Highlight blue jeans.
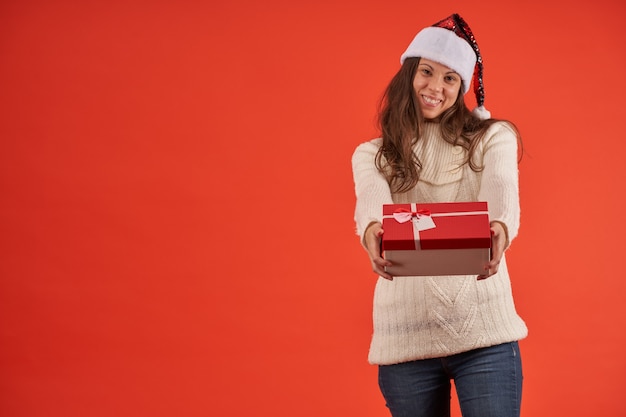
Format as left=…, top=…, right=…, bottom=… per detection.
left=378, top=342, right=523, bottom=417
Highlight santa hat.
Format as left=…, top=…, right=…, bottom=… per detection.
left=400, top=14, right=490, bottom=119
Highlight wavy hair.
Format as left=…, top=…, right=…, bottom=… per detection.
left=375, top=57, right=521, bottom=193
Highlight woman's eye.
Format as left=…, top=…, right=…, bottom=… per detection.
left=445, top=75, right=458, bottom=83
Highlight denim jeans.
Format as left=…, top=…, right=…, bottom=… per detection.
left=378, top=342, right=522, bottom=417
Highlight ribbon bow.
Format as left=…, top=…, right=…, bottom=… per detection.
left=392, top=208, right=432, bottom=224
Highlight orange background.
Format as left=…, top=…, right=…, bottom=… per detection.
left=1, top=0, right=625, bottom=416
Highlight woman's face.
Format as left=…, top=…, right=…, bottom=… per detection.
left=413, top=58, right=462, bottom=120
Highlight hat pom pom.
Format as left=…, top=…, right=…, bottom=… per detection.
left=472, top=105, right=491, bottom=120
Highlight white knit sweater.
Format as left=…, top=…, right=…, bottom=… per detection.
left=352, top=121, right=528, bottom=365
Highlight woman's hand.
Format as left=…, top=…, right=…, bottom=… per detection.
left=477, top=221, right=508, bottom=280
left=363, top=222, right=394, bottom=281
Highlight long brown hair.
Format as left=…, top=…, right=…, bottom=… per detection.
left=375, top=57, right=521, bottom=193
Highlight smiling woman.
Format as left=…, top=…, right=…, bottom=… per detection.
left=351, top=13, right=527, bottom=417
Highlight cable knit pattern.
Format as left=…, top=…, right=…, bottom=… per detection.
left=352, top=121, right=527, bottom=365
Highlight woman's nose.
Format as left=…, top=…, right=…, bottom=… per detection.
left=428, top=76, right=444, bottom=91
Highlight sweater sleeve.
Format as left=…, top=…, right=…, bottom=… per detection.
left=351, top=139, right=394, bottom=239
left=477, top=122, right=521, bottom=244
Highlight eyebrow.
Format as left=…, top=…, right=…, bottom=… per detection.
left=418, top=63, right=458, bottom=75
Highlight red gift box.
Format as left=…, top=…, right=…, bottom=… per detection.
left=381, top=202, right=492, bottom=276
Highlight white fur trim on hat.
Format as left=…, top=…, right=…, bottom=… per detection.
left=400, top=27, right=476, bottom=94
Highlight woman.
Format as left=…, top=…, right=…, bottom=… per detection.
left=351, top=14, right=528, bottom=417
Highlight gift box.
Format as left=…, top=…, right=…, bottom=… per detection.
left=382, top=202, right=492, bottom=276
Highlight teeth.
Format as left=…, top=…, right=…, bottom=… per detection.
left=422, top=96, right=441, bottom=105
